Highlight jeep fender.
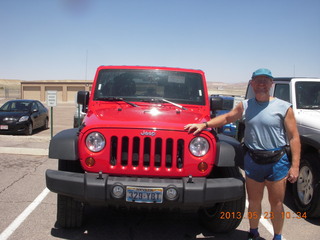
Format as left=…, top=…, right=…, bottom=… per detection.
left=214, top=134, right=244, bottom=168
left=49, top=128, right=79, bottom=160
left=300, top=134, right=320, bottom=150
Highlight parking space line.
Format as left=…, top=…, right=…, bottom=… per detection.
left=245, top=200, right=286, bottom=240
left=0, top=188, right=50, bottom=240
left=0, top=147, right=48, bottom=156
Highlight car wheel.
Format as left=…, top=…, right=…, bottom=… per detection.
left=199, top=167, right=245, bottom=233
left=57, top=160, right=84, bottom=228
left=25, top=123, right=33, bottom=135
left=292, top=153, right=320, bottom=218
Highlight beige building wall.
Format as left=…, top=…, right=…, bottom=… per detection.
left=21, top=81, right=92, bottom=103
left=67, top=86, right=86, bottom=102
left=22, top=86, right=41, bottom=100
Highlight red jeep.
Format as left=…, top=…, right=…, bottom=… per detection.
left=46, top=66, right=245, bottom=232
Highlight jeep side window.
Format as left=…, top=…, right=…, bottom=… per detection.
left=274, top=84, right=290, bottom=102
left=296, top=81, right=320, bottom=109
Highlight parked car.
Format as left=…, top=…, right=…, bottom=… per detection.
left=209, top=95, right=237, bottom=138
left=0, top=99, right=49, bottom=135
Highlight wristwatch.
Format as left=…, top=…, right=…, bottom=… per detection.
left=204, top=122, right=208, bottom=128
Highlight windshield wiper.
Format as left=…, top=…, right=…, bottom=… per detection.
left=142, top=98, right=187, bottom=110
left=96, top=97, right=139, bottom=107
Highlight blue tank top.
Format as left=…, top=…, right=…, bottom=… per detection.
left=242, top=98, right=292, bottom=150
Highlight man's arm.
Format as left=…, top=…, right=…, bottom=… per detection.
left=284, top=107, right=301, bottom=183
left=184, top=102, right=244, bottom=135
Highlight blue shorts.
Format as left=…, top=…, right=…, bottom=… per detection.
left=244, top=152, right=290, bottom=182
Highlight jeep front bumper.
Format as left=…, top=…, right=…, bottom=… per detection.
left=46, top=169, right=244, bottom=209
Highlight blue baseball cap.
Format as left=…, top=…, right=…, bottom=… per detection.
left=252, top=68, right=273, bottom=79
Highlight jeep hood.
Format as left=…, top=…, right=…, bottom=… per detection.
left=84, top=105, right=208, bottom=130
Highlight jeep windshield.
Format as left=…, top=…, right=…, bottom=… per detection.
left=93, top=69, right=205, bottom=105
left=296, top=81, right=320, bottom=109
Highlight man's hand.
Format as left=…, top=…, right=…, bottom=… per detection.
left=184, top=123, right=206, bottom=135
left=287, top=166, right=299, bottom=183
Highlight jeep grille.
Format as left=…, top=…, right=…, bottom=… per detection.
left=80, top=128, right=215, bottom=177
left=109, top=135, right=184, bottom=169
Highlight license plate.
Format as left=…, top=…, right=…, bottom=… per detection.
left=224, top=128, right=231, bottom=132
left=0, top=125, right=8, bottom=130
left=126, top=186, right=163, bottom=203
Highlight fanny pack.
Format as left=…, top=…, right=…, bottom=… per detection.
left=248, top=148, right=286, bottom=165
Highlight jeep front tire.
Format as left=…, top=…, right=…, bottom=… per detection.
left=56, top=160, right=84, bottom=228
left=199, top=167, right=245, bottom=233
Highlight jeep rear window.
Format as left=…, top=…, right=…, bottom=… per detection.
left=93, top=69, right=205, bottom=105
left=274, top=84, right=290, bottom=102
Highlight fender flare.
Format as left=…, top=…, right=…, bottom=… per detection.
left=49, top=128, right=79, bottom=160
left=214, top=134, right=244, bottom=169
left=300, top=134, right=320, bottom=150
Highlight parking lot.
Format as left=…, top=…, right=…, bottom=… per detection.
left=0, top=102, right=319, bottom=240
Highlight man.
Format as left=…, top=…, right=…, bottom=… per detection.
left=184, top=68, right=300, bottom=240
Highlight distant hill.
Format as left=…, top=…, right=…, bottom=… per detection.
left=207, top=81, right=247, bottom=97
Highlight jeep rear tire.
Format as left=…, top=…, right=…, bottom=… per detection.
left=292, top=153, right=320, bottom=218
left=57, top=160, right=84, bottom=228
left=199, top=167, right=245, bottom=233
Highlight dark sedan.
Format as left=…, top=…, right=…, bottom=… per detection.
left=0, top=99, right=49, bottom=135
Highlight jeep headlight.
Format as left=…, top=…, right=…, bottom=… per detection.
left=86, top=132, right=105, bottom=152
left=189, top=137, right=209, bottom=157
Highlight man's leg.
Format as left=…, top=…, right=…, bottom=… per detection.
left=265, top=177, right=287, bottom=235
left=246, top=176, right=265, bottom=229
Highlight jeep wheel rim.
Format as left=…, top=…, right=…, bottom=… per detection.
left=297, top=166, right=313, bottom=205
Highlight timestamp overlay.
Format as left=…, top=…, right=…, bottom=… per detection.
left=220, top=200, right=310, bottom=240
left=220, top=209, right=307, bottom=221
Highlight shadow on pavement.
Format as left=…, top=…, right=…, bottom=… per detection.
left=51, top=206, right=253, bottom=240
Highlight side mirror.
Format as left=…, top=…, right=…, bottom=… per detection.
left=77, top=91, right=89, bottom=113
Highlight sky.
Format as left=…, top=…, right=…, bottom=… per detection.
left=0, top=0, right=319, bottom=83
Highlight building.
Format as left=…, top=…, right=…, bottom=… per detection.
left=21, top=80, right=92, bottom=103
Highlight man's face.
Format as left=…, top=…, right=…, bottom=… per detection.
left=250, top=76, right=273, bottom=95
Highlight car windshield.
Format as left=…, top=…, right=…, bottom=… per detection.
left=296, top=82, right=320, bottom=109
left=93, top=69, right=205, bottom=105
left=0, top=101, right=31, bottom=112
